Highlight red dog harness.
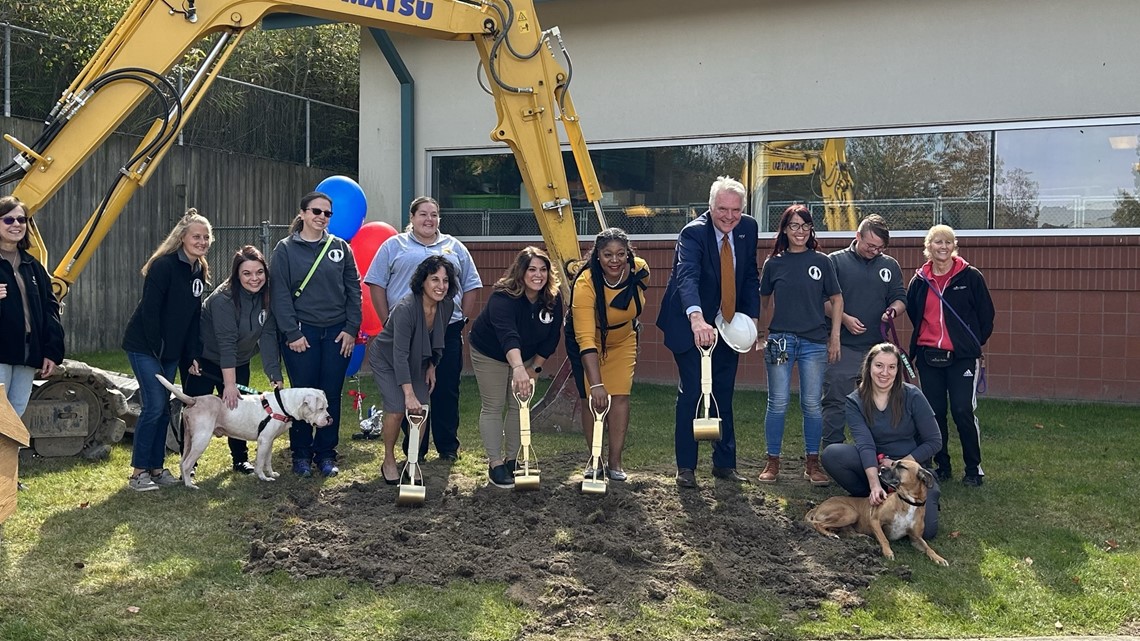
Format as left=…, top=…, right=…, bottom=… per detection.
left=258, top=388, right=297, bottom=434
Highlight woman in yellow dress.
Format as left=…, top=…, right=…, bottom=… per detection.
left=566, top=228, right=649, bottom=481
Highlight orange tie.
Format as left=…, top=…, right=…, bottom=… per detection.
left=720, top=235, right=736, bottom=323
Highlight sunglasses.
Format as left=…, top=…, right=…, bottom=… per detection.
left=1, top=215, right=28, bottom=225
left=306, top=207, right=334, bottom=218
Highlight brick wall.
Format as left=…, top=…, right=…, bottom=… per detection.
left=465, top=233, right=1140, bottom=403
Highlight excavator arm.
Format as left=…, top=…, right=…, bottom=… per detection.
left=3, top=0, right=602, bottom=299
left=750, top=138, right=857, bottom=231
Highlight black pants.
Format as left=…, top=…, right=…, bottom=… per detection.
left=916, top=348, right=983, bottom=478
left=403, top=319, right=464, bottom=458
left=181, top=359, right=251, bottom=464
left=820, top=443, right=940, bottom=539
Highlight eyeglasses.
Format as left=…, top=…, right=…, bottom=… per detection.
left=862, top=241, right=885, bottom=254
left=306, top=207, right=334, bottom=218
left=1, top=215, right=28, bottom=225
left=785, top=222, right=812, bottom=232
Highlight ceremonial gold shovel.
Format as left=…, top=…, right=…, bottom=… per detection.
left=396, top=406, right=428, bottom=506
left=581, top=394, right=610, bottom=495
left=692, top=338, right=722, bottom=441
left=513, top=380, right=541, bottom=491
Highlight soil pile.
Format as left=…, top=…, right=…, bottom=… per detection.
left=245, top=453, right=886, bottom=634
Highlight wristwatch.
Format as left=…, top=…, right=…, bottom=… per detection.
left=533, top=366, right=543, bottom=374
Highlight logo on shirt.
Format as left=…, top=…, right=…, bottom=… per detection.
left=192, top=278, right=204, bottom=298
left=538, top=310, right=555, bottom=325
left=328, top=249, right=345, bottom=263
left=963, top=369, right=974, bottom=378
left=879, top=268, right=892, bottom=283
left=807, top=265, right=822, bottom=281
left=258, top=309, right=268, bottom=327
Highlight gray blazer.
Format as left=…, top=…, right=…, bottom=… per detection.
left=368, top=292, right=454, bottom=404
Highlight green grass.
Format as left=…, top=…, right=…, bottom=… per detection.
left=1, top=350, right=1137, bottom=640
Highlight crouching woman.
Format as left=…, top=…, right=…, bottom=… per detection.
left=820, top=342, right=943, bottom=539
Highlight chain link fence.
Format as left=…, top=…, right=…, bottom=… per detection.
left=206, top=222, right=292, bottom=278
left=2, top=23, right=358, bottom=174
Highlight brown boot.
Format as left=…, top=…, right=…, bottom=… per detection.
left=804, top=454, right=830, bottom=486
left=758, top=455, right=780, bottom=483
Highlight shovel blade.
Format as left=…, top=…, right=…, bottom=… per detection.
left=693, top=417, right=722, bottom=441
left=514, top=474, right=541, bottom=491
left=581, top=478, right=608, bottom=495
left=396, top=484, right=426, bottom=506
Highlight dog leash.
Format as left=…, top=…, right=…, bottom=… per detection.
left=914, top=270, right=988, bottom=394
left=879, top=310, right=916, bottom=383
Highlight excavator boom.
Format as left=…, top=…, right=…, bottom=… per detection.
left=4, top=0, right=602, bottom=456
left=5, top=0, right=600, bottom=299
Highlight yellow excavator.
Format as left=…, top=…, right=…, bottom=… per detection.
left=749, top=138, right=857, bottom=231
left=2, top=0, right=603, bottom=456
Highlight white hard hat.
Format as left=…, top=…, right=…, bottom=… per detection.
left=715, top=312, right=757, bottom=353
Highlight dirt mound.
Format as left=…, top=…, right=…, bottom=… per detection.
left=245, top=453, right=886, bottom=633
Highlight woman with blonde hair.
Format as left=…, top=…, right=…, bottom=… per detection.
left=122, top=208, right=212, bottom=491
left=906, top=224, right=994, bottom=487
left=467, top=246, right=563, bottom=488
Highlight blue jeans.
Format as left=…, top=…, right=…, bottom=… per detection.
left=0, top=363, right=36, bottom=416
left=281, top=322, right=349, bottom=463
left=127, top=351, right=179, bottom=470
left=763, top=333, right=827, bottom=456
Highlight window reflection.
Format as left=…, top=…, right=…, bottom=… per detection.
left=431, top=120, right=1140, bottom=236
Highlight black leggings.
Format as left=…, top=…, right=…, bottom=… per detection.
left=916, top=348, right=983, bottom=478
left=182, top=359, right=251, bottom=464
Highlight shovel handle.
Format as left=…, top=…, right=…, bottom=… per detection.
left=699, top=347, right=714, bottom=395
left=516, top=380, right=533, bottom=441
left=405, top=405, right=429, bottom=430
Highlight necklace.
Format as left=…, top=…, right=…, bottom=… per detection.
left=602, top=268, right=626, bottom=288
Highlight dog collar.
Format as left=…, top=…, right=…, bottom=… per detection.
left=896, top=492, right=926, bottom=507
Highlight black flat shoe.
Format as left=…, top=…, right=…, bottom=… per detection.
left=382, top=464, right=399, bottom=485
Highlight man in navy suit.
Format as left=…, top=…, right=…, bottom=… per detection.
left=656, top=176, right=760, bottom=488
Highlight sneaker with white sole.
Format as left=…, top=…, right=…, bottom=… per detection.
left=128, top=472, right=159, bottom=492
left=150, top=469, right=181, bottom=487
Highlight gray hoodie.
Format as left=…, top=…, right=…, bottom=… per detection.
left=270, top=231, right=362, bottom=342
left=200, top=284, right=283, bottom=382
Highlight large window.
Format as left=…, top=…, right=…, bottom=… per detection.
left=431, top=119, right=1140, bottom=236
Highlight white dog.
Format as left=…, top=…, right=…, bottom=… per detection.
left=155, top=375, right=332, bottom=489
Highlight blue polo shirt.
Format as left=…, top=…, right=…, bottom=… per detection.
left=363, top=231, right=482, bottom=324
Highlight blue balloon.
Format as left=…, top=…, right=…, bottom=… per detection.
left=345, top=342, right=366, bottom=378
left=316, top=175, right=367, bottom=241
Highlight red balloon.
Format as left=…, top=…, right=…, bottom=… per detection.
left=351, top=221, right=399, bottom=336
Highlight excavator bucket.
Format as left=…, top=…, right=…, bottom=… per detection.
left=580, top=396, right=609, bottom=495
left=396, top=407, right=428, bottom=507
left=513, top=382, right=540, bottom=491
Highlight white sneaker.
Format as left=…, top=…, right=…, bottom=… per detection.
left=128, top=472, right=159, bottom=492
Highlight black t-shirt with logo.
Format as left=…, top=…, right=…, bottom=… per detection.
left=760, top=249, right=841, bottom=343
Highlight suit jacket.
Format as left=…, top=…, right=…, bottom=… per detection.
left=655, top=212, right=760, bottom=354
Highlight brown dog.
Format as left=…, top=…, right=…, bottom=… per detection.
left=805, top=458, right=948, bottom=566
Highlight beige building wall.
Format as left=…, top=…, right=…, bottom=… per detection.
left=358, top=0, right=1140, bottom=214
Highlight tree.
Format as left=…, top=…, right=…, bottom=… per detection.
left=1111, top=190, right=1140, bottom=227
left=0, top=0, right=360, bottom=108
